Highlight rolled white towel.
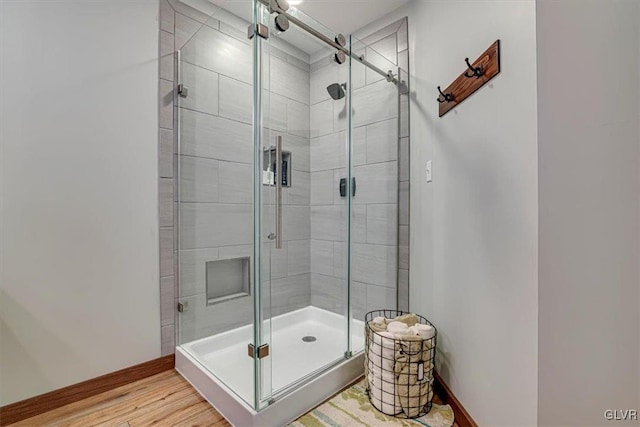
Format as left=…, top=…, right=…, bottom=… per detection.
left=367, top=331, right=401, bottom=415
left=386, top=321, right=408, bottom=334
left=412, top=324, right=436, bottom=340
left=373, top=316, right=387, bottom=324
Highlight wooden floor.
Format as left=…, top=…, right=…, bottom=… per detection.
left=8, top=370, right=457, bottom=427
left=7, top=371, right=229, bottom=427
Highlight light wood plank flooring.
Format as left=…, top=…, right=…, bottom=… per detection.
left=8, top=370, right=458, bottom=427
left=7, top=371, right=229, bottom=427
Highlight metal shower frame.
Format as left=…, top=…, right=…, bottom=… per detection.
left=256, top=0, right=399, bottom=85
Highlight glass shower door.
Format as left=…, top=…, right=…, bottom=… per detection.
left=257, top=1, right=353, bottom=400
left=175, top=0, right=271, bottom=410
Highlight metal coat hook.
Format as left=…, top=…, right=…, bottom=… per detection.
left=437, top=86, right=454, bottom=103
left=464, top=57, right=483, bottom=78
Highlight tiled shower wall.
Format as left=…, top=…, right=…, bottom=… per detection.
left=158, top=0, right=313, bottom=353
left=158, top=0, right=410, bottom=355
left=309, top=19, right=410, bottom=320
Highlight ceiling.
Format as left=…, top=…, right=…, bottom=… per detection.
left=294, top=0, right=409, bottom=36
left=198, top=0, right=409, bottom=56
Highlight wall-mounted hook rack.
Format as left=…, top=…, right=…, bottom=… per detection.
left=437, top=40, right=501, bottom=117
left=464, top=57, right=483, bottom=78
left=437, top=86, right=454, bottom=103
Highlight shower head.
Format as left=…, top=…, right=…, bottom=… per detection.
left=327, top=83, right=346, bottom=100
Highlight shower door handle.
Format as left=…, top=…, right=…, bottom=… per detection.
left=275, top=136, right=283, bottom=249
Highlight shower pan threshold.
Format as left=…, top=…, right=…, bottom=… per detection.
left=176, top=306, right=365, bottom=427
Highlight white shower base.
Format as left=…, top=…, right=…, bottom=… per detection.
left=176, top=306, right=365, bottom=426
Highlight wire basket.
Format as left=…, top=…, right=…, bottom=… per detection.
left=364, top=310, right=437, bottom=418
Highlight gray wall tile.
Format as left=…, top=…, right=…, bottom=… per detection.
left=311, top=170, right=333, bottom=206
left=333, top=100, right=348, bottom=133
left=399, top=182, right=409, bottom=226
left=398, top=269, right=409, bottom=311
left=161, top=324, right=176, bottom=356
left=159, top=79, right=174, bottom=129
left=175, top=12, right=202, bottom=51
left=367, top=119, right=398, bottom=164
left=398, top=19, right=408, bottom=51
left=160, top=227, right=175, bottom=277
left=282, top=206, right=310, bottom=241
left=287, top=99, right=310, bottom=138
left=287, top=54, right=310, bottom=72
left=180, top=203, right=252, bottom=249
left=180, top=62, right=219, bottom=116
left=219, top=75, right=251, bottom=124
left=219, top=244, right=252, bottom=260
left=310, top=100, right=334, bottom=138
left=353, top=126, right=367, bottom=167
left=365, top=34, right=397, bottom=85
left=168, top=0, right=213, bottom=24
left=352, top=79, right=397, bottom=127
left=399, top=95, right=409, bottom=139
left=353, top=161, right=397, bottom=204
left=311, top=205, right=346, bottom=241
left=352, top=243, right=396, bottom=288
left=160, top=29, right=174, bottom=57
left=179, top=248, right=220, bottom=297
left=366, top=283, right=397, bottom=313
left=270, top=56, right=310, bottom=105
left=398, top=225, right=409, bottom=270
left=284, top=134, right=310, bottom=172
left=180, top=156, right=219, bottom=203
left=161, top=276, right=176, bottom=326
left=310, top=273, right=344, bottom=315
left=181, top=25, right=252, bottom=84
left=288, top=240, right=310, bottom=276
left=333, top=241, right=346, bottom=279
left=366, top=204, right=397, bottom=245
left=286, top=170, right=310, bottom=206
left=160, top=31, right=175, bottom=81
left=218, top=161, right=252, bottom=204
left=352, top=281, right=367, bottom=321
left=159, top=129, right=174, bottom=178
left=160, top=54, right=175, bottom=81
left=180, top=108, right=252, bottom=163
left=310, top=131, right=346, bottom=172
left=311, top=239, right=333, bottom=276
left=217, top=9, right=251, bottom=44
left=179, top=292, right=253, bottom=342
left=160, top=0, right=175, bottom=34
left=159, top=178, right=174, bottom=227
left=310, top=61, right=339, bottom=105
left=264, top=242, right=288, bottom=279
left=265, top=92, right=288, bottom=133
left=351, top=205, right=367, bottom=243
left=271, top=274, right=311, bottom=316
left=399, top=137, right=409, bottom=182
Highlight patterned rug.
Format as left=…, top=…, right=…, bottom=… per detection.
left=288, top=380, right=454, bottom=427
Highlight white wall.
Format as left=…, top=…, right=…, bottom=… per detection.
left=355, top=1, right=539, bottom=425
left=537, top=1, right=640, bottom=425
left=0, top=1, right=161, bottom=405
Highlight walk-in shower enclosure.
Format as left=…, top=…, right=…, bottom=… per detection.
left=161, top=0, right=410, bottom=424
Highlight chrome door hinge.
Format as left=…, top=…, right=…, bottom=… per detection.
left=344, top=351, right=353, bottom=359
left=178, top=301, right=189, bottom=313
left=248, top=344, right=270, bottom=359
left=248, top=23, right=269, bottom=40
left=177, top=84, right=188, bottom=98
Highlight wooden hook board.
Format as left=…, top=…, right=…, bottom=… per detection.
left=438, top=40, right=501, bottom=117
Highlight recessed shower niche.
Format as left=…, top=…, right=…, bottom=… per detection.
left=205, top=257, right=251, bottom=306
left=263, top=145, right=292, bottom=187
